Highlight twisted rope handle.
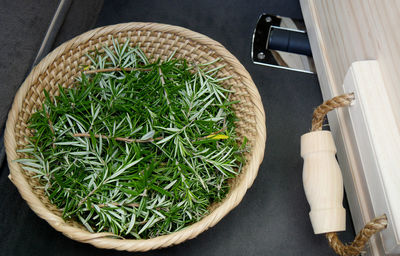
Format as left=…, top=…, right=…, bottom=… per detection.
left=311, top=93, right=388, bottom=256
left=326, top=215, right=387, bottom=256
left=311, top=93, right=355, bottom=132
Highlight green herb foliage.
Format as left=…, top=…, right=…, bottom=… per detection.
left=17, top=40, right=247, bottom=239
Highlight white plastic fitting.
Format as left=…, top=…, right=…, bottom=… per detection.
left=301, top=130, right=346, bottom=234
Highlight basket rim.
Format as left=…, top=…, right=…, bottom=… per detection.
left=4, top=22, right=266, bottom=251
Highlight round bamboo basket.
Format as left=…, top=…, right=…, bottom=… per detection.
left=5, top=22, right=266, bottom=251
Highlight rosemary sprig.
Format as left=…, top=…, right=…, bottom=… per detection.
left=17, top=39, right=247, bottom=239
left=72, top=133, right=163, bottom=143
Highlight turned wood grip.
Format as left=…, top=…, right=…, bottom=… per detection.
left=301, top=131, right=346, bottom=234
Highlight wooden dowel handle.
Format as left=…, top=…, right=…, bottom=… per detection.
left=301, top=130, right=346, bottom=234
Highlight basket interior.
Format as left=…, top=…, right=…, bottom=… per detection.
left=13, top=26, right=258, bottom=233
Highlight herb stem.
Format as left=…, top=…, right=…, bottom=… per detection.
left=96, top=202, right=139, bottom=208
left=197, top=126, right=227, bottom=141
left=79, top=186, right=100, bottom=207
left=95, top=202, right=166, bottom=211
left=158, top=67, right=170, bottom=105
left=73, top=133, right=163, bottom=143
left=84, top=67, right=152, bottom=74
left=45, top=109, right=56, bottom=149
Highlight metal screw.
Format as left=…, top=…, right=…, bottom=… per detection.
left=257, top=52, right=266, bottom=60
left=265, top=16, right=272, bottom=23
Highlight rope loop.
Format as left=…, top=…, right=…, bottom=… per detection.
left=311, top=93, right=354, bottom=131
left=311, top=93, right=388, bottom=256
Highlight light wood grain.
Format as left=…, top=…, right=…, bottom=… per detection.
left=342, top=61, right=400, bottom=254
left=300, top=1, right=400, bottom=254
left=301, top=131, right=346, bottom=234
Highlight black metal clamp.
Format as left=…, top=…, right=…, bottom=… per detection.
left=252, top=14, right=313, bottom=73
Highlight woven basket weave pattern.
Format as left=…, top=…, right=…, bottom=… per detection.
left=5, top=23, right=266, bottom=251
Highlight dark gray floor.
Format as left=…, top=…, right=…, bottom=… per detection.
left=0, top=0, right=58, bottom=132
left=0, top=0, right=356, bottom=255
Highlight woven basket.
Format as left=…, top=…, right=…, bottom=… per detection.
left=5, top=22, right=266, bottom=251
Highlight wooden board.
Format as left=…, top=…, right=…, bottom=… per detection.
left=343, top=61, right=400, bottom=254
left=300, top=1, right=400, bottom=255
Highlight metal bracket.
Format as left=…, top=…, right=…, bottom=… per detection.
left=252, top=14, right=315, bottom=73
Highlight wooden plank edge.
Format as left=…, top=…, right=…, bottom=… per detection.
left=343, top=61, right=400, bottom=254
